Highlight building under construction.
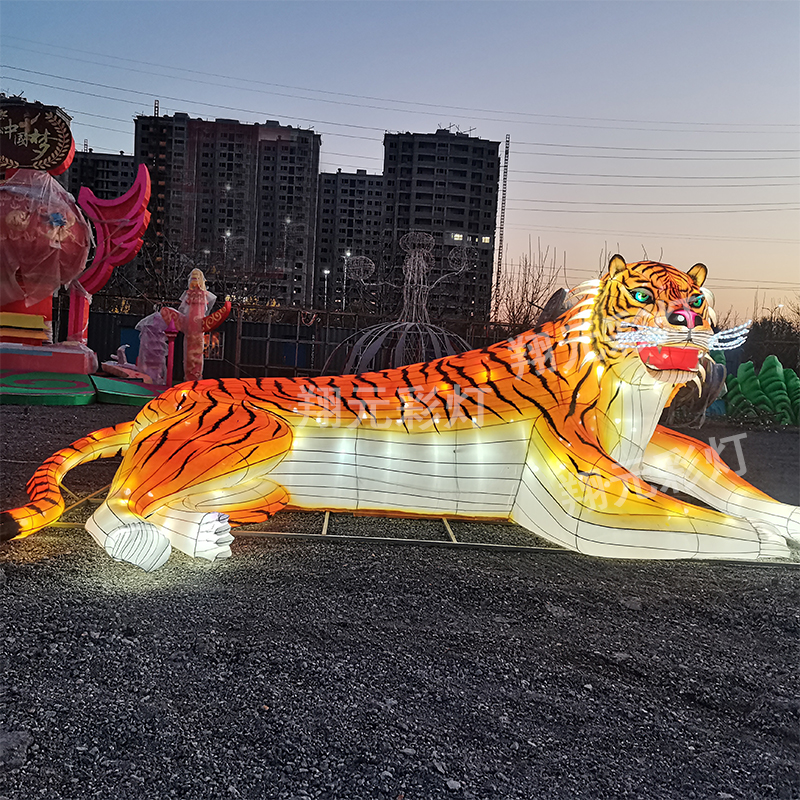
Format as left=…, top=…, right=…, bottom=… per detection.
left=379, top=129, right=501, bottom=321
left=133, top=111, right=321, bottom=306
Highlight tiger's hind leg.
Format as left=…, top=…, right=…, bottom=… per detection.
left=85, top=400, right=293, bottom=570
left=85, top=512, right=171, bottom=573
left=147, top=478, right=289, bottom=561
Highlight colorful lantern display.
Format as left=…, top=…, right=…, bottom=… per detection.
left=67, top=165, right=151, bottom=345
left=0, top=169, right=92, bottom=308
left=1, top=257, right=798, bottom=571
left=1, top=97, right=152, bottom=374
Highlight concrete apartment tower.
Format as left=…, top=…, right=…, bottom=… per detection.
left=380, top=129, right=501, bottom=321
left=134, top=113, right=321, bottom=305
left=316, top=169, right=384, bottom=311
left=58, top=147, right=137, bottom=201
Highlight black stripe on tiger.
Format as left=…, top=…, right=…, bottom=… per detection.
left=511, top=384, right=569, bottom=445
left=484, top=374, right=521, bottom=416
left=225, top=405, right=260, bottom=448
left=394, top=387, right=410, bottom=433
left=566, top=366, right=593, bottom=420
left=485, top=349, right=518, bottom=380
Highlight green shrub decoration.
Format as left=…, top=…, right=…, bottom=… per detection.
left=724, top=356, right=799, bottom=425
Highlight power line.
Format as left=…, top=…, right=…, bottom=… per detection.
left=56, top=115, right=796, bottom=183
left=1, top=67, right=389, bottom=134
left=501, top=258, right=800, bottom=288
left=63, top=105, right=387, bottom=162
left=9, top=69, right=798, bottom=172
left=45, top=110, right=800, bottom=222
left=41, top=103, right=800, bottom=244
left=507, top=205, right=799, bottom=214
left=512, top=142, right=799, bottom=155
left=511, top=198, right=800, bottom=208
left=509, top=168, right=800, bottom=180
left=3, top=75, right=387, bottom=144
left=65, top=120, right=131, bottom=135
left=322, top=152, right=383, bottom=162
left=511, top=149, right=798, bottom=162
left=5, top=36, right=798, bottom=133
left=5, top=63, right=794, bottom=285
left=504, top=222, right=799, bottom=245
left=513, top=177, right=799, bottom=188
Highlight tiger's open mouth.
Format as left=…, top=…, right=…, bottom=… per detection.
left=639, top=345, right=700, bottom=372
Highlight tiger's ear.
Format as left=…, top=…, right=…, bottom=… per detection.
left=608, top=254, right=627, bottom=277
left=687, top=263, right=707, bottom=287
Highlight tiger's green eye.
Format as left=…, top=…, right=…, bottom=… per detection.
left=689, top=295, right=704, bottom=308
left=632, top=289, right=653, bottom=304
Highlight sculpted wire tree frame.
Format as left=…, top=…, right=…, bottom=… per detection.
left=2, top=256, right=798, bottom=571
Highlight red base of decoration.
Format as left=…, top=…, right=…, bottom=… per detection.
left=0, top=342, right=98, bottom=375
left=0, top=296, right=54, bottom=320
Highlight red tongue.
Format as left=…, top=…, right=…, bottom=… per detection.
left=639, top=346, right=699, bottom=371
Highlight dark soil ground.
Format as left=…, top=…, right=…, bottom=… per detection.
left=1, top=404, right=799, bottom=800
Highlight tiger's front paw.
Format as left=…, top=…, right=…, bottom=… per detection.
left=751, top=521, right=792, bottom=560
left=786, top=508, right=800, bottom=545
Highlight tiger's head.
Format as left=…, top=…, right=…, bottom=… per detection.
left=574, top=255, right=747, bottom=385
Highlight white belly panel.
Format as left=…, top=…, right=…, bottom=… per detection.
left=355, top=427, right=460, bottom=514
left=269, top=420, right=534, bottom=518
left=269, top=426, right=359, bottom=510
left=454, top=421, right=534, bottom=516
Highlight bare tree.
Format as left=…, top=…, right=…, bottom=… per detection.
left=492, top=242, right=566, bottom=335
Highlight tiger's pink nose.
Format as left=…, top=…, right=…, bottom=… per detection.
left=667, top=308, right=702, bottom=329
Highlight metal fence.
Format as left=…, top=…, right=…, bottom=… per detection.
left=52, top=294, right=800, bottom=381
left=60, top=294, right=512, bottom=381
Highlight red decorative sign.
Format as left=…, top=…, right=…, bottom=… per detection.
left=0, top=98, right=75, bottom=175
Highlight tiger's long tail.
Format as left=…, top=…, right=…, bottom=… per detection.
left=0, top=421, right=134, bottom=543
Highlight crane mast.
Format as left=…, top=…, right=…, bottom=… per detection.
left=493, top=134, right=510, bottom=317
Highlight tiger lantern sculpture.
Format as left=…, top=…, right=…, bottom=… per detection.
left=2, top=256, right=798, bottom=570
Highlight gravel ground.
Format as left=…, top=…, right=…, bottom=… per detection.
left=1, top=404, right=799, bottom=800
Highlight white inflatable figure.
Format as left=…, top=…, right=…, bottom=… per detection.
left=135, top=312, right=168, bottom=385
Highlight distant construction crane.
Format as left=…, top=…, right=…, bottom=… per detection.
left=493, top=134, right=510, bottom=317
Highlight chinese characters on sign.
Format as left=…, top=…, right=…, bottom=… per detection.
left=0, top=99, right=74, bottom=174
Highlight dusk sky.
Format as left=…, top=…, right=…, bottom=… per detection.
left=2, top=1, right=798, bottom=316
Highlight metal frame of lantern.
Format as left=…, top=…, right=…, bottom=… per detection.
left=324, top=321, right=472, bottom=375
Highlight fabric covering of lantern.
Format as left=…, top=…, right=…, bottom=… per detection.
left=0, top=169, right=92, bottom=307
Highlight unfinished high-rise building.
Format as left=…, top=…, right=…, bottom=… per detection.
left=133, top=113, right=321, bottom=304
left=315, top=169, right=383, bottom=311
left=380, top=129, right=500, bottom=321
left=58, top=148, right=137, bottom=201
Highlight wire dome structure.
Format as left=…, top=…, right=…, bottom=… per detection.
left=322, top=231, right=476, bottom=375
left=344, top=255, right=375, bottom=281
left=324, top=321, right=472, bottom=375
